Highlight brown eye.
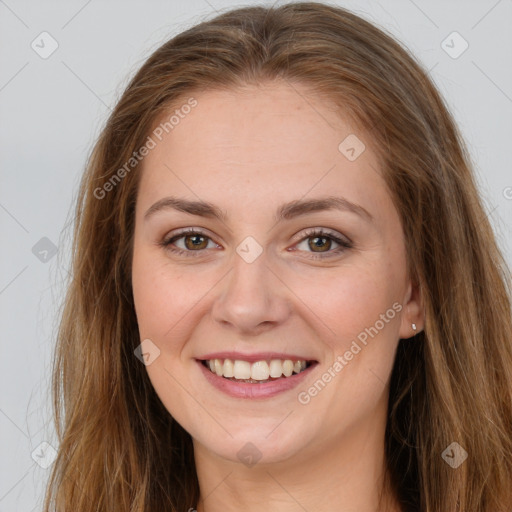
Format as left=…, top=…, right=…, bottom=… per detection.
left=160, top=229, right=219, bottom=256
left=184, top=234, right=209, bottom=250
left=294, top=228, right=353, bottom=260
left=308, top=236, right=332, bottom=252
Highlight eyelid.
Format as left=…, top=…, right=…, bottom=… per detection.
left=291, top=226, right=352, bottom=245
left=163, top=226, right=219, bottom=244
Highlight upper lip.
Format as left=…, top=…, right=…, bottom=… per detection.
left=196, top=351, right=318, bottom=363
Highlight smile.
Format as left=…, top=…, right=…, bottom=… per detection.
left=196, top=357, right=318, bottom=399
left=202, top=358, right=310, bottom=382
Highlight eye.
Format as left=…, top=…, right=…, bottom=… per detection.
left=159, top=228, right=220, bottom=257
left=159, top=227, right=352, bottom=259
left=292, top=228, right=353, bottom=259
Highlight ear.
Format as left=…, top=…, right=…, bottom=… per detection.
left=398, top=279, right=424, bottom=339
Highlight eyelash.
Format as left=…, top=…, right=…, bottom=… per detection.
left=159, top=227, right=353, bottom=260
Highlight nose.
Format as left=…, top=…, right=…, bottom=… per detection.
left=211, top=250, right=292, bottom=335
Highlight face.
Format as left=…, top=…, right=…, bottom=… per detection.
left=131, top=81, right=419, bottom=466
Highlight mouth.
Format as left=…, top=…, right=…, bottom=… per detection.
left=195, top=356, right=319, bottom=399
left=200, top=358, right=315, bottom=383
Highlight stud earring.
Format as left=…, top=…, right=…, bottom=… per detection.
left=412, top=323, right=417, bottom=331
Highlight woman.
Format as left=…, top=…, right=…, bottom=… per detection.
left=43, top=3, right=512, bottom=511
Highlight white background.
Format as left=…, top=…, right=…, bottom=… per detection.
left=1, top=0, right=511, bottom=510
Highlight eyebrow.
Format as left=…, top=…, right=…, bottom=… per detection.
left=143, top=195, right=373, bottom=223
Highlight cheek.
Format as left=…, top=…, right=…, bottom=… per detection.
left=132, top=247, right=404, bottom=348
left=296, top=261, right=402, bottom=351
left=131, top=249, right=208, bottom=424
left=298, top=263, right=402, bottom=405
left=131, top=249, right=214, bottom=341
left=302, top=268, right=401, bottom=409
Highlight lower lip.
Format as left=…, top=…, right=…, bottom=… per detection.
left=196, top=360, right=317, bottom=399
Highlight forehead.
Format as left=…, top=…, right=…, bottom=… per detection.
left=136, top=82, right=389, bottom=223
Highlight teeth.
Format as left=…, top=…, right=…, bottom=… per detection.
left=233, top=360, right=251, bottom=379
left=205, top=358, right=310, bottom=380
left=222, top=358, right=234, bottom=378
left=251, top=361, right=270, bottom=381
left=282, top=360, right=294, bottom=377
left=269, top=359, right=283, bottom=378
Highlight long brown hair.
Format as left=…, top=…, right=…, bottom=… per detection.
left=43, top=3, right=512, bottom=511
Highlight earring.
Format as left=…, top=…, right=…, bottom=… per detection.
left=412, top=323, right=417, bottom=332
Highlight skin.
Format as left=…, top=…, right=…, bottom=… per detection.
left=131, top=81, right=424, bottom=512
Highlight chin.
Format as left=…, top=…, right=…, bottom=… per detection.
left=194, top=420, right=316, bottom=467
